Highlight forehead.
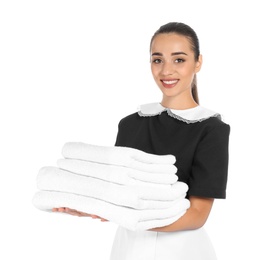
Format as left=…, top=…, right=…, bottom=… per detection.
left=151, top=33, right=192, bottom=54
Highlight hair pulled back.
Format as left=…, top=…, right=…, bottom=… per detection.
left=150, top=22, right=200, bottom=104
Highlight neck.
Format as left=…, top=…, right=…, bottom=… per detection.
left=161, top=95, right=198, bottom=110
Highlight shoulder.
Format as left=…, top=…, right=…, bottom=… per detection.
left=117, top=103, right=230, bottom=136
left=201, top=114, right=230, bottom=131
left=118, top=112, right=139, bottom=126
left=121, top=103, right=229, bottom=123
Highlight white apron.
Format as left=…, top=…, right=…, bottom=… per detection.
left=110, top=226, right=217, bottom=260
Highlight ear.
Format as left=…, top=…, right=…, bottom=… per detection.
left=195, top=54, right=203, bottom=73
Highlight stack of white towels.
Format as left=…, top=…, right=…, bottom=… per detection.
left=32, top=142, right=190, bottom=231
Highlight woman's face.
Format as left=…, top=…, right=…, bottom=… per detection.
left=150, top=33, right=202, bottom=105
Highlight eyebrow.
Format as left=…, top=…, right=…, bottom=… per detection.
left=151, top=52, right=188, bottom=56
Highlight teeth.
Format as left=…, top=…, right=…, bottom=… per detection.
left=163, top=80, right=178, bottom=84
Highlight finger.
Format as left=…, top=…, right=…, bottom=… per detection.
left=79, top=212, right=92, bottom=217
left=55, top=207, right=93, bottom=217
left=90, top=215, right=100, bottom=219
left=90, top=215, right=108, bottom=221
left=65, top=208, right=80, bottom=215
left=65, top=208, right=90, bottom=217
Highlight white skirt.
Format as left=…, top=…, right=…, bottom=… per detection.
left=110, top=226, right=217, bottom=260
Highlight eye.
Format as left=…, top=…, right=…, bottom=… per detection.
left=175, top=58, right=185, bottom=63
left=152, top=58, right=162, bottom=64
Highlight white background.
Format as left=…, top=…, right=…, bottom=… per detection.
left=0, top=0, right=262, bottom=259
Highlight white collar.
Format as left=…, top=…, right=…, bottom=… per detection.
left=138, top=103, right=221, bottom=124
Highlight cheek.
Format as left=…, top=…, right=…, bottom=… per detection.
left=180, top=64, right=196, bottom=77
left=151, top=65, right=160, bottom=78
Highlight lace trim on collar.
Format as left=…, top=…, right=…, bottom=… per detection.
left=138, top=103, right=221, bottom=124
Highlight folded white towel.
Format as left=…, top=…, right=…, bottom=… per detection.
left=32, top=191, right=190, bottom=231
left=37, top=166, right=188, bottom=209
left=57, top=159, right=178, bottom=186
left=62, top=142, right=176, bottom=173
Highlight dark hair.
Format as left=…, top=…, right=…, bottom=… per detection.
left=150, top=22, right=200, bottom=104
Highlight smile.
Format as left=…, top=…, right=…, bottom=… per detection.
left=161, top=79, right=179, bottom=88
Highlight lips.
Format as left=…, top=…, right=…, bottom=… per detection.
left=161, top=79, right=179, bottom=88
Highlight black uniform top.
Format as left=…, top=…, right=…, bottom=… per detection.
left=114, top=103, right=230, bottom=199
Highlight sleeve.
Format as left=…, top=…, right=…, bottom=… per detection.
left=188, top=123, right=230, bottom=199
left=114, top=114, right=137, bottom=147
left=114, top=118, right=124, bottom=146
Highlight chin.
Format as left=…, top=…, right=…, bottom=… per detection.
left=160, top=89, right=179, bottom=97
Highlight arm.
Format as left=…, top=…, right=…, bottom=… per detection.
left=151, top=123, right=230, bottom=232
left=150, top=196, right=214, bottom=232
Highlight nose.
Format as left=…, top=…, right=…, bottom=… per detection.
left=161, top=61, right=175, bottom=76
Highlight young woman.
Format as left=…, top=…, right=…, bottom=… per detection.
left=54, top=22, right=230, bottom=259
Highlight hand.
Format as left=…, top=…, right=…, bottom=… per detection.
left=52, top=207, right=108, bottom=222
